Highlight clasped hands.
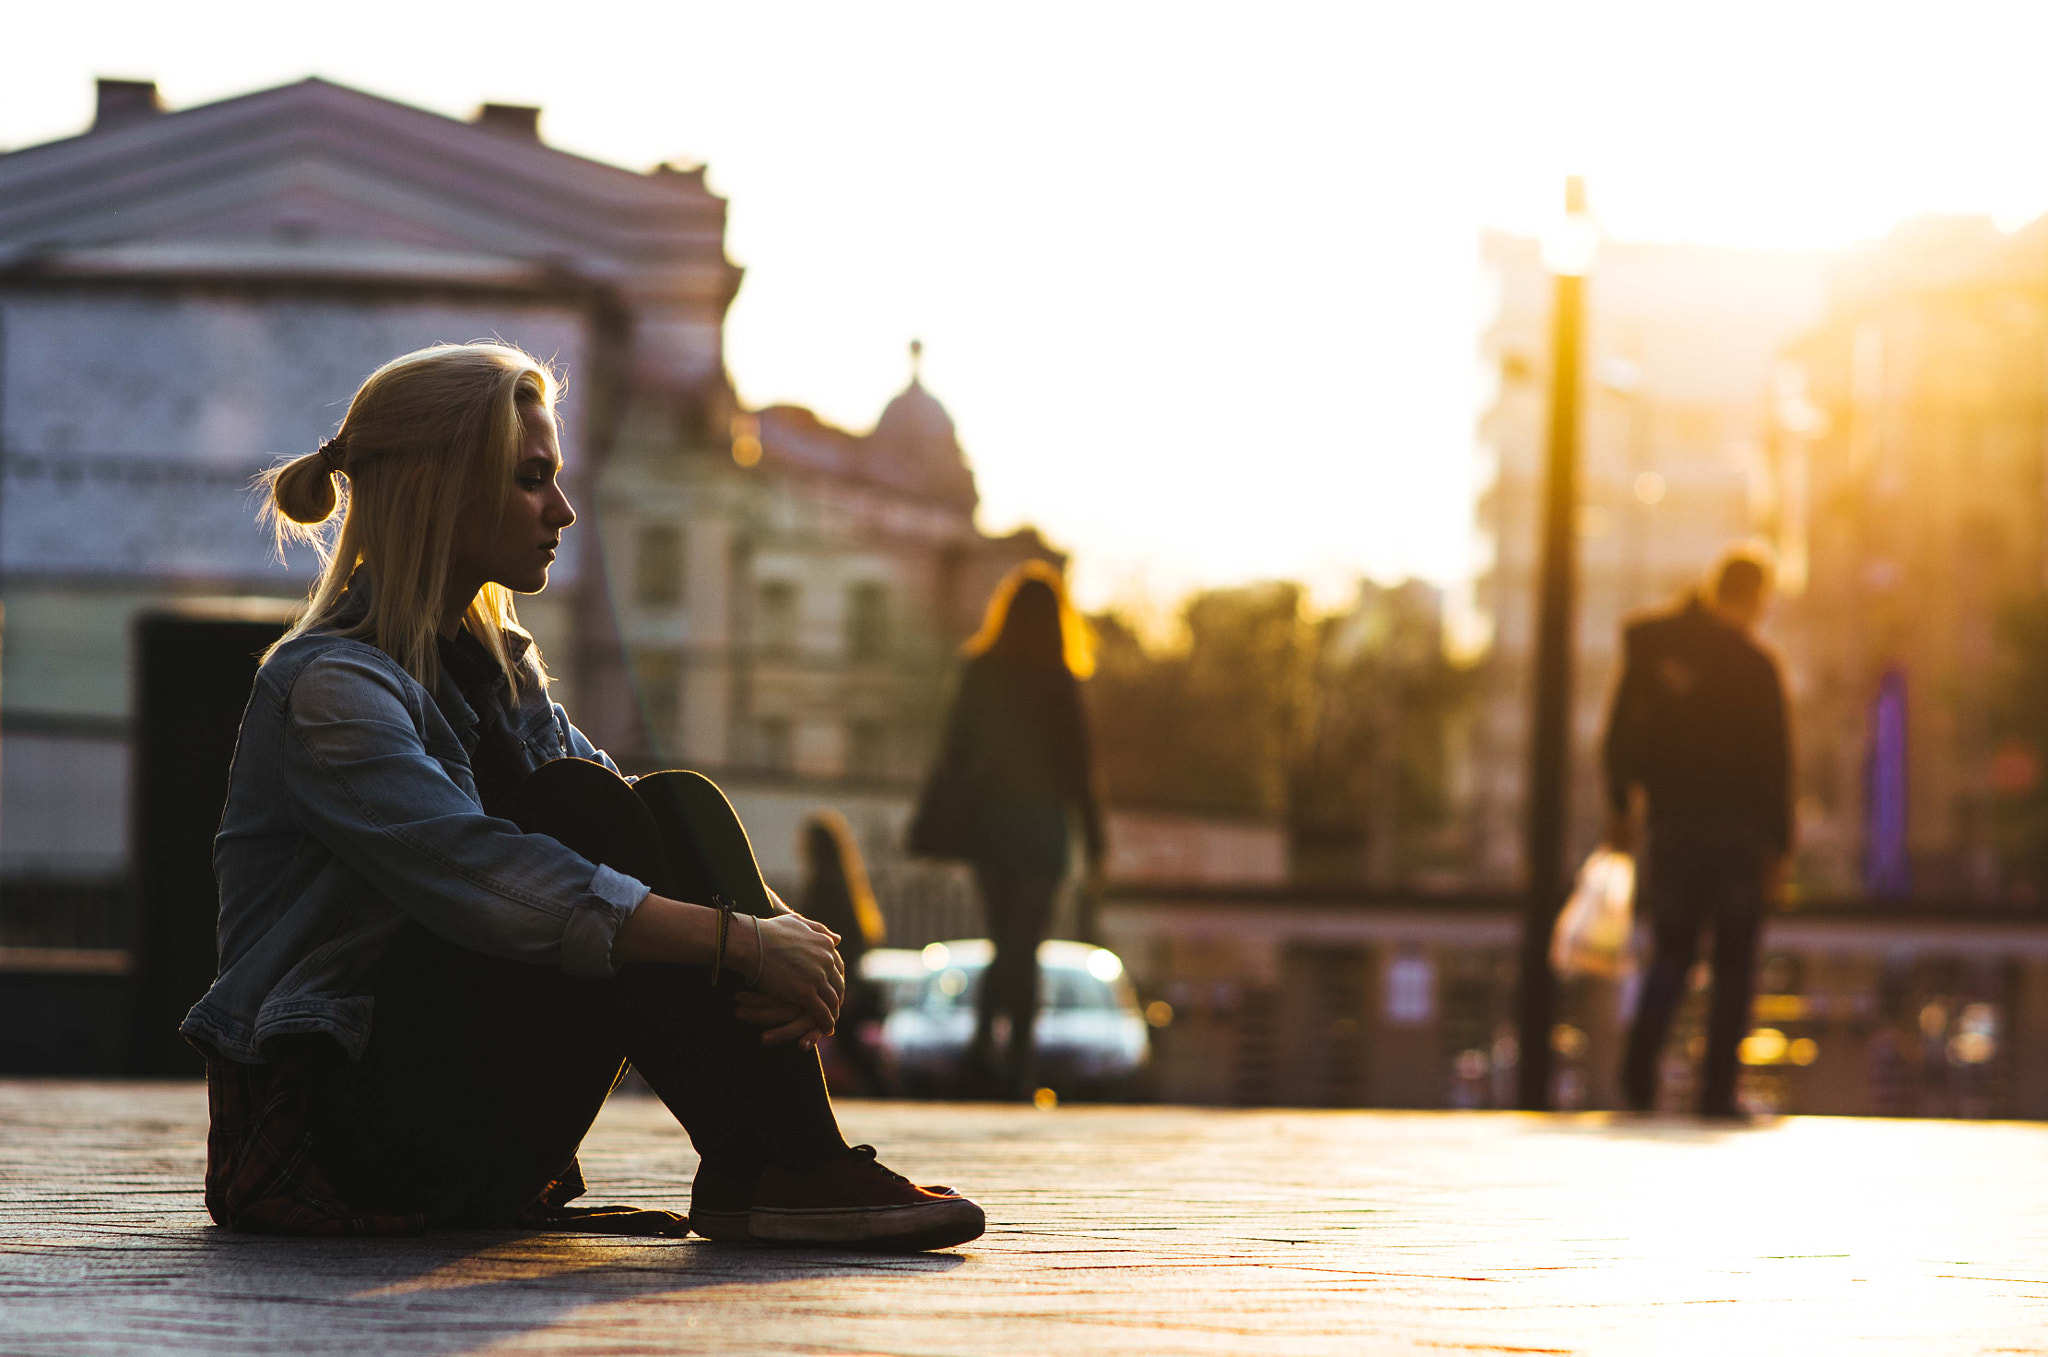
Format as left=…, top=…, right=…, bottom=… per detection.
left=734, top=907, right=848, bottom=1049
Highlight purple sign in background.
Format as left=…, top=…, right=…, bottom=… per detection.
left=1864, top=666, right=1912, bottom=897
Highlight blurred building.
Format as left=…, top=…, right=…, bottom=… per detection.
left=0, top=77, right=1041, bottom=901
left=0, top=75, right=1280, bottom=974
left=1471, top=234, right=1829, bottom=887
left=598, top=350, right=1063, bottom=885
left=1772, top=216, right=2048, bottom=901
left=0, top=76, right=726, bottom=879
left=602, top=349, right=1056, bottom=785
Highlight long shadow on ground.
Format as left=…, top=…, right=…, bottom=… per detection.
left=0, top=1226, right=965, bottom=1356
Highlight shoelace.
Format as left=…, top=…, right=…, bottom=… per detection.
left=845, top=1144, right=911, bottom=1186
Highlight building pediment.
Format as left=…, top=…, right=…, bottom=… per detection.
left=0, top=78, right=738, bottom=305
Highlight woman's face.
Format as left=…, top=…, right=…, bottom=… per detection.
left=455, top=404, right=576, bottom=595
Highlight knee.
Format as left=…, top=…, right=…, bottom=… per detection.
left=524, top=756, right=634, bottom=796
left=503, top=758, right=639, bottom=826
left=500, top=760, right=669, bottom=889
left=632, top=769, right=737, bottom=825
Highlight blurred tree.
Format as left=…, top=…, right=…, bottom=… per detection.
left=1988, top=594, right=2048, bottom=901
left=1090, top=583, right=1314, bottom=818
left=1089, top=580, right=1474, bottom=884
left=1290, top=581, right=1475, bottom=886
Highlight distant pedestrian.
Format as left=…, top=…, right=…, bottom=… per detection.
left=799, top=811, right=890, bottom=1093
left=911, top=561, right=1106, bottom=1098
left=1603, top=546, right=1792, bottom=1117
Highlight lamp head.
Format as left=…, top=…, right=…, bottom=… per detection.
left=1541, top=175, right=1599, bottom=278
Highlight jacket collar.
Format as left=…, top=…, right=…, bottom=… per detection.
left=319, top=571, right=537, bottom=752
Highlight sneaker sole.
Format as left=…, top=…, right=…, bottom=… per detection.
left=688, top=1207, right=753, bottom=1241
left=749, top=1198, right=985, bottom=1251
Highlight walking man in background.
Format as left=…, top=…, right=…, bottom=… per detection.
left=1604, top=546, right=1792, bottom=1117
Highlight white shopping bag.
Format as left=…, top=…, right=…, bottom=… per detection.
left=1549, top=849, right=1637, bottom=979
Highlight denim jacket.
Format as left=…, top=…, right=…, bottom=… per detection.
left=180, top=598, right=648, bottom=1064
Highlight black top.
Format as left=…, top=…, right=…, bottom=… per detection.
left=925, top=654, right=1105, bottom=875
left=1601, top=595, right=1792, bottom=856
left=438, top=626, right=530, bottom=819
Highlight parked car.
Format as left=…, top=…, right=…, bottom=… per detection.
left=863, top=939, right=1151, bottom=1099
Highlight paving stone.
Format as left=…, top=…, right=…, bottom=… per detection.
left=0, top=1081, right=2044, bottom=1354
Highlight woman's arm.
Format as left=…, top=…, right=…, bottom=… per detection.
left=1065, top=674, right=1108, bottom=868
left=553, top=694, right=822, bottom=1005
left=932, top=663, right=981, bottom=786
left=614, top=897, right=844, bottom=1034
left=288, top=650, right=847, bottom=1026
left=286, top=649, right=648, bottom=978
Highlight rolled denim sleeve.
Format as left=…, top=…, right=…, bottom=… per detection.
left=285, top=649, right=648, bottom=977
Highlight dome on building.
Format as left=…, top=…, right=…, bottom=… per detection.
left=862, top=343, right=977, bottom=507
left=871, top=378, right=960, bottom=467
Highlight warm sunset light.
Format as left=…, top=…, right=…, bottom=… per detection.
left=14, top=1, right=2048, bottom=607
left=17, top=6, right=2048, bottom=1342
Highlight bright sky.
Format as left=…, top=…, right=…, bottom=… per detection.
left=10, top=0, right=2048, bottom=610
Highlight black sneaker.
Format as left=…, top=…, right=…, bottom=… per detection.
left=688, top=1164, right=756, bottom=1241
left=749, top=1146, right=984, bottom=1251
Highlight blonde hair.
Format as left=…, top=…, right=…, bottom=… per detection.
left=961, top=559, right=1095, bottom=679
left=802, top=810, right=887, bottom=948
left=259, top=342, right=558, bottom=691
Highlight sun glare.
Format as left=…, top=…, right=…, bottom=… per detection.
left=13, top=1, right=2048, bottom=602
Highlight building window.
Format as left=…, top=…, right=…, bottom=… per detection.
left=759, top=580, right=798, bottom=656
left=847, top=581, right=889, bottom=661
left=849, top=719, right=888, bottom=780
left=632, top=649, right=683, bottom=755
left=635, top=525, right=683, bottom=607
left=756, top=717, right=793, bottom=773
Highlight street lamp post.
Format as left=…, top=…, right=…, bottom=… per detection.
left=1515, top=176, right=1596, bottom=1112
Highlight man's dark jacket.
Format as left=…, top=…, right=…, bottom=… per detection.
left=1602, top=594, right=1792, bottom=856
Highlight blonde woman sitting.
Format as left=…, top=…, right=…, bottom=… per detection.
left=181, top=342, right=982, bottom=1251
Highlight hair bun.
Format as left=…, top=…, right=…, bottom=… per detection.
left=269, top=446, right=343, bottom=524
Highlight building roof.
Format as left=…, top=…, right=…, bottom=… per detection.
left=0, top=78, right=748, bottom=584
left=0, top=77, right=740, bottom=311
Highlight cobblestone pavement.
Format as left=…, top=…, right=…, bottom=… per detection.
left=0, top=1081, right=2044, bottom=1354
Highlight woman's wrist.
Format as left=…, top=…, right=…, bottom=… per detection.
left=612, top=893, right=722, bottom=965
left=734, top=912, right=764, bottom=985
left=610, top=896, right=768, bottom=988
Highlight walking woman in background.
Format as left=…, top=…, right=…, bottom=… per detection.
left=910, top=562, right=1105, bottom=1098
left=181, top=342, right=981, bottom=1250
left=798, top=811, right=890, bottom=1093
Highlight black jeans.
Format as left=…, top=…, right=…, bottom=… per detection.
left=302, top=759, right=847, bottom=1226
left=1621, top=826, right=1767, bottom=1116
left=967, top=868, right=1061, bottom=1091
